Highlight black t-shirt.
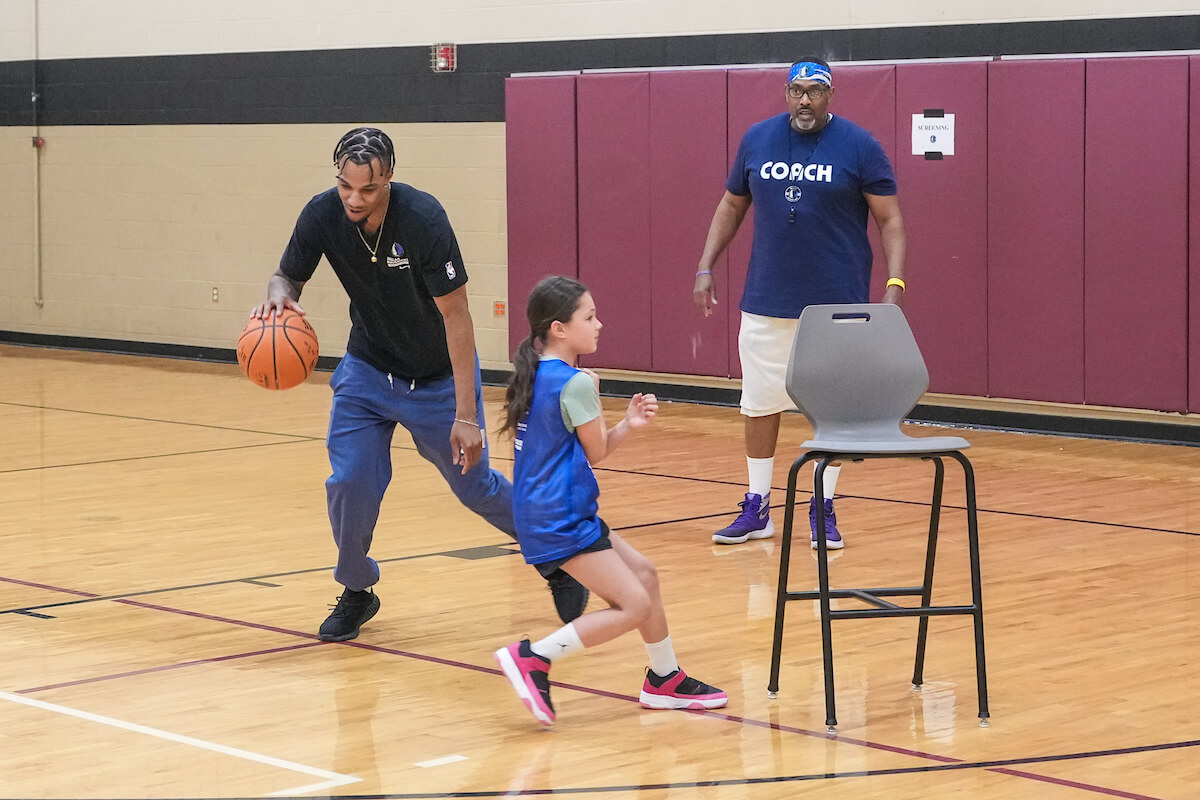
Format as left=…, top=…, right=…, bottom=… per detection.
left=279, top=183, right=468, bottom=380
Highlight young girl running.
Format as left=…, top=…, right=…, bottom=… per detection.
left=494, top=275, right=727, bottom=726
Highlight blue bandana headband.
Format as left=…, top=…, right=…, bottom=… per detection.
left=788, top=61, right=832, bottom=86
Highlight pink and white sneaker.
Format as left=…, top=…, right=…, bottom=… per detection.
left=639, top=668, right=728, bottom=710
left=495, top=639, right=555, bottom=726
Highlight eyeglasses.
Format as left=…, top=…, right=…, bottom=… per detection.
left=786, top=84, right=831, bottom=100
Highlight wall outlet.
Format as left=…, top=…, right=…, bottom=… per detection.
left=493, top=301, right=506, bottom=317
left=211, top=287, right=219, bottom=302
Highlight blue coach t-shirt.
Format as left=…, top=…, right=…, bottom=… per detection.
left=727, top=113, right=897, bottom=318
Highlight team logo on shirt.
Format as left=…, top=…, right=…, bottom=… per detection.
left=386, top=242, right=410, bottom=269
left=784, top=185, right=802, bottom=202
left=445, top=260, right=456, bottom=279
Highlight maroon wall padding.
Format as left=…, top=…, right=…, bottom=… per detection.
left=1084, top=57, right=1189, bottom=411
left=648, top=70, right=730, bottom=376
left=505, top=76, right=578, bottom=359
left=1190, top=56, right=1200, bottom=413
left=725, top=68, right=788, bottom=377
left=576, top=73, right=652, bottom=370
left=895, top=61, right=989, bottom=397
left=823, top=66, right=898, bottom=301
left=987, top=59, right=1086, bottom=404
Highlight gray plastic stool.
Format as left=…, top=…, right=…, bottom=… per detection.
left=766, top=303, right=989, bottom=732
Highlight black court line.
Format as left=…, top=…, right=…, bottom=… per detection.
left=591, top=467, right=1200, bottom=538
left=826, top=493, right=1200, bottom=539
left=6, top=585, right=1188, bottom=800
left=0, top=400, right=325, bottom=440
left=8, top=430, right=1194, bottom=538
left=16, top=642, right=322, bottom=694
left=0, top=438, right=317, bottom=475
left=4, top=489, right=1196, bottom=619
left=7, top=396, right=1196, bottom=538
left=0, top=544, right=522, bottom=616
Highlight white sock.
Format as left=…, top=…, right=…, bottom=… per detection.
left=815, top=464, right=841, bottom=499
left=747, top=456, right=774, bottom=499
left=644, top=635, right=679, bottom=678
left=531, top=622, right=585, bottom=663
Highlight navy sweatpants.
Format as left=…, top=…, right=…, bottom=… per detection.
left=325, top=352, right=516, bottom=590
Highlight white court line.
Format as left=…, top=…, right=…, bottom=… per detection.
left=0, top=691, right=361, bottom=797
left=415, top=754, right=469, bottom=768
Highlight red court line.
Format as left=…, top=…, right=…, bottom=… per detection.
left=17, top=642, right=322, bottom=694
left=2, top=577, right=1177, bottom=800
left=0, top=576, right=99, bottom=597
left=988, top=768, right=1164, bottom=800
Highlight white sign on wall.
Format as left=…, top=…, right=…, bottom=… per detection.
left=912, top=113, right=955, bottom=157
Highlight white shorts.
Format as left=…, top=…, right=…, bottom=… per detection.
left=738, top=311, right=799, bottom=417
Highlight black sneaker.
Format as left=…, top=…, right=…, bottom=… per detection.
left=546, top=570, right=589, bottom=623
left=318, top=589, right=380, bottom=642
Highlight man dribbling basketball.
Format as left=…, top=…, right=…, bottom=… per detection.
left=251, top=127, right=588, bottom=641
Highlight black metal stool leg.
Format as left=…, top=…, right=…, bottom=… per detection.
left=769, top=448, right=987, bottom=734
left=813, top=457, right=838, bottom=732
left=954, top=452, right=990, bottom=726
left=768, top=454, right=810, bottom=697
left=912, top=457, right=945, bottom=689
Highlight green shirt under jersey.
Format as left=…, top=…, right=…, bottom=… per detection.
left=541, top=357, right=601, bottom=432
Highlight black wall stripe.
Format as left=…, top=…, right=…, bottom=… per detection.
left=2, top=15, right=1199, bottom=126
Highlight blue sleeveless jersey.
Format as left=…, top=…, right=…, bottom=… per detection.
left=512, top=358, right=602, bottom=565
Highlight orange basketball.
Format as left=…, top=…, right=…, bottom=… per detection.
left=237, top=308, right=319, bottom=390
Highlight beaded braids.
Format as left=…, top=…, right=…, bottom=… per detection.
left=500, top=276, right=590, bottom=437
left=333, top=127, right=396, bottom=178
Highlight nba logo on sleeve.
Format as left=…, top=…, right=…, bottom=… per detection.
left=445, top=260, right=456, bottom=279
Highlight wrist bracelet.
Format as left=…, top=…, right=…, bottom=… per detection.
left=696, top=270, right=713, bottom=276
left=886, top=277, right=906, bottom=291
left=454, top=417, right=480, bottom=427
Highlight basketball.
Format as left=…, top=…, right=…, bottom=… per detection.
left=237, top=308, right=319, bottom=390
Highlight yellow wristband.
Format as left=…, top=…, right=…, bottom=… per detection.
left=886, top=277, right=906, bottom=291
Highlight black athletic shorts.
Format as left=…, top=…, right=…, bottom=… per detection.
left=534, top=519, right=613, bottom=578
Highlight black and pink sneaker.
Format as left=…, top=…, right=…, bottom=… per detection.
left=495, top=639, right=555, bottom=726
left=639, top=668, right=728, bottom=710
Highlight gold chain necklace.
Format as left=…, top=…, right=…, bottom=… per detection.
left=355, top=194, right=389, bottom=263
left=356, top=221, right=383, bottom=263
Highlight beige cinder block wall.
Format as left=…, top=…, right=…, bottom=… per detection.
left=0, top=123, right=509, bottom=367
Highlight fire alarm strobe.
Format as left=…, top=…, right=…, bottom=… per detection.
left=431, top=43, right=457, bottom=73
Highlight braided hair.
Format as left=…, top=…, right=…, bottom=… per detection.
left=500, top=276, right=589, bottom=437
left=333, top=127, right=396, bottom=179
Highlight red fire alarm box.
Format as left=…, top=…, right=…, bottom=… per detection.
left=431, top=44, right=457, bottom=73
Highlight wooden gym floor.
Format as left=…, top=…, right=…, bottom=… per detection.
left=1, top=343, right=1197, bottom=799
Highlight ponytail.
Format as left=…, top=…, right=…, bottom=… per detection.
left=500, top=334, right=540, bottom=437
left=498, top=275, right=589, bottom=437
